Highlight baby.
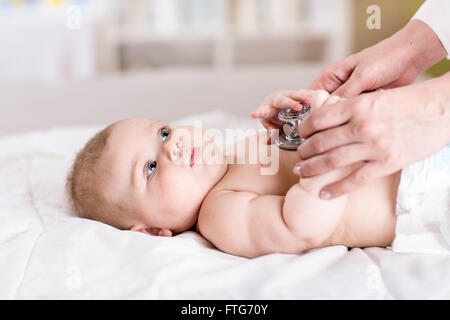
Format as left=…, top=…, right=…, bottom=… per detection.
left=67, top=90, right=402, bottom=258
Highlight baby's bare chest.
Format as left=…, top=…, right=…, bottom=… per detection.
left=214, top=144, right=300, bottom=196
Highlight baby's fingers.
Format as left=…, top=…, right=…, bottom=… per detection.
left=272, top=94, right=304, bottom=111
left=251, top=104, right=272, bottom=119
left=252, top=95, right=302, bottom=120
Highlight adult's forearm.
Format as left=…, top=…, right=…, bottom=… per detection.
left=404, top=19, right=448, bottom=75
left=418, top=71, right=450, bottom=143
left=435, top=72, right=450, bottom=142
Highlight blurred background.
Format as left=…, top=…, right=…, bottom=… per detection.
left=0, top=0, right=448, bottom=135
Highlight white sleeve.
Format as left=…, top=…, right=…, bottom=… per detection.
left=413, top=0, right=450, bottom=59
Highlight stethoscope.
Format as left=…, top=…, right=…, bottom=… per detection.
left=276, top=105, right=310, bottom=150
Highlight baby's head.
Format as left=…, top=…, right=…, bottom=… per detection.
left=67, top=118, right=226, bottom=236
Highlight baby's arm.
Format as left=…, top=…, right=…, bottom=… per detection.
left=198, top=190, right=308, bottom=258
left=284, top=165, right=353, bottom=244
left=198, top=166, right=351, bottom=258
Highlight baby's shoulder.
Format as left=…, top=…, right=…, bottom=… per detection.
left=196, top=188, right=254, bottom=254
left=197, top=188, right=237, bottom=229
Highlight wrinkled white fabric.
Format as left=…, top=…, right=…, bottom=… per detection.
left=393, top=144, right=450, bottom=255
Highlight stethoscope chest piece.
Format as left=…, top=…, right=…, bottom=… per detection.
left=276, top=106, right=310, bottom=151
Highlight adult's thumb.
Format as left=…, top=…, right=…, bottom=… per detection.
left=332, top=71, right=365, bottom=98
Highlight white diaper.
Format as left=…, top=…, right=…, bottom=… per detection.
left=392, top=144, right=450, bottom=255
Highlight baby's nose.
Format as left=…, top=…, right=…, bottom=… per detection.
left=167, top=139, right=184, bottom=162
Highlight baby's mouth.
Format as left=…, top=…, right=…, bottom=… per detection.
left=190, top=148, right=195, bottom=168
left=190, top=147, right=201, bottom=167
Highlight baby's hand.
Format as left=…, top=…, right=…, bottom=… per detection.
left=251, top=89, right=342, bottom=144
left=251, top=89, right=312, bottom=144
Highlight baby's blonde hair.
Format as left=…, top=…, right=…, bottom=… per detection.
left=66, top=123, right=129, bottom=230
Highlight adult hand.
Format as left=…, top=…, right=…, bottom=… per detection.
left=294, top=72, right=450, bottom=200
left=310, top=19, right=447, bottom=98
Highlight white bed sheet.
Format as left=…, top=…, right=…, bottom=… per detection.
left=1, top=111, right=450, bottom=299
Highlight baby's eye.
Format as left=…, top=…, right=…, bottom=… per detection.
left=160, top=127, right=170, bottom=142
left=146, top=161, right=157, bottom=178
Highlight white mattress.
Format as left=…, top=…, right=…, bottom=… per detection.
left=1, top=111, right=450, bottom=299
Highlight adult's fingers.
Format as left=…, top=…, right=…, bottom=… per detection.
left=318, top=161, right=382, bottom=200
left=294, top=142, right=373, bottom=178
left=309, top=60, right=356, bottom=94
left=332, top=69, right=366, bottom=98
left=297, top=123, right=359, bottom=161
left=298, top=100, right=353, bottom=139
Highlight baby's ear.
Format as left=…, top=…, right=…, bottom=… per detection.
left=130, top=225, right=173, bottom=237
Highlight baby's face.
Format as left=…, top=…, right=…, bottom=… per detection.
left=98, top=118, right=226, bottom=235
